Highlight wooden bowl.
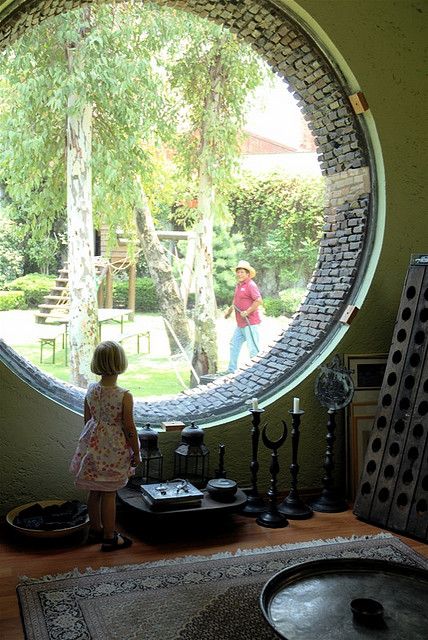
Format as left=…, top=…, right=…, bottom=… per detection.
left=6, top=500, right=89, bottom=538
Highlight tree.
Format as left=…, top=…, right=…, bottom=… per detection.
left=0, top=2, right=192, bottom=381
left=165, top=20, right=266, bottom=376
left=229, top=172, right=325, bottom=293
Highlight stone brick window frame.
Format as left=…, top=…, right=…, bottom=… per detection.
left=0, top=0, right=381, bottom=427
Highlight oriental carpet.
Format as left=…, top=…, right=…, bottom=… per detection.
left=17, top=534, right=427, bottom=640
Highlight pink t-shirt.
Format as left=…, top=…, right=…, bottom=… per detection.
left=233, top=278, right=262, bottom=327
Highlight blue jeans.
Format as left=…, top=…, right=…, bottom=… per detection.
left=227, top=324, right=260, bottom=373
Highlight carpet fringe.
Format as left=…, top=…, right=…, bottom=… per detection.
left=18, top=533, right=394, bottom=584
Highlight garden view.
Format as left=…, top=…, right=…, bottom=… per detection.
left=0, top=1, right=324, bottom=398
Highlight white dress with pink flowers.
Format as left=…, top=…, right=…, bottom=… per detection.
left=70, top=382, right=133, bottom=491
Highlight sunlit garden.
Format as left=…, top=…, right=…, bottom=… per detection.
left=0, top=1, right=323, bottom=397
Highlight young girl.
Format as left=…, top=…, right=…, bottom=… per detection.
left=70, top=340, right=142, bottom=551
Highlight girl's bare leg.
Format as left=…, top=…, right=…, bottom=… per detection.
left=101, top=491, right=116, bottom=539
left=87, top=491, right=102, bottom=531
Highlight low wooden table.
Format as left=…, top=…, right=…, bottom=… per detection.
left=118, top=483, right=248, bottom=519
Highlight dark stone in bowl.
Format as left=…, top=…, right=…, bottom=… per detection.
left=350, top=598, right=384, bottom=627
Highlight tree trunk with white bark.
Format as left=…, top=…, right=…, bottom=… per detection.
left=66, top=46, right=98, bottom=387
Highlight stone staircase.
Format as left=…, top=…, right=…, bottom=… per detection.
left=34, top=259, right=109, bottom=324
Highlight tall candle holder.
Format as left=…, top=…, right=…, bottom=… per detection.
left=242, top=408, right=267, bottom=515
left=310, top=408, right=348, bottom=512
left=278, top=409, right=313, bottom=519
left=310, top=356, right=354, bottom=513
left=256, top=421, right=289, bottom=528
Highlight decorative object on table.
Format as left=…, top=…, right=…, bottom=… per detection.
left=311, top=355, right=354, bottom=513
left=18, top=534, right=423, bottom=640
left=135, top=423, right=163, bottom=484
left=242, top=399, right=267, bottom=515
left=206, top=478, right=238, bottom=502
left=173, top=422, right=209, bottom=487
left=159, top=421, right=185, bottom=432
left=140, top=479, right=204, bottom=511
left=260, top=557, right=428, bottom=640
left=6, top=500, right=89, bottom=539
left=278, top=398, right=313, bottom=519
left=354, top=254, right=428, bottom=542
left=214, top=443, right=227, bottom=478
left=256, top=421, right=289, bottom=528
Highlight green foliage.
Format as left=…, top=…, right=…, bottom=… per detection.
left=263, top=287, right=307, bottom=317
left=113, top=277, right=159, bottom=312
left=212, top=223, right=246, bottom=306
left=228, top=173, right=325, bottom=290
left=4, top=273, right=56, bottom=307
left=0, top=290, right=25, bottom=310
left=0, top=211, right=24, bottom=287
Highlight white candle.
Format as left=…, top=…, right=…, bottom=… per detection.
left=293, top=397, right=300, bottom=412
left=252, top=398, right=259, bottom=410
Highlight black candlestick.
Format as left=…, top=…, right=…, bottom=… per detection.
left=257, top=421, right=289, bottom=528
left=310, top=409, right=348, bottom=512
left=278, top=410, right=313, bottom=519
left=214, top=443, right=227, bottom=479
left=242, top=408, right=267, bottom=515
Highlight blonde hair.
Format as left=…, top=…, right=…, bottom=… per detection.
left=91, top=341, right=128, bottom=376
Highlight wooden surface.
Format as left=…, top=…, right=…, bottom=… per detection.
left=1, top=506, right=427, bottom=639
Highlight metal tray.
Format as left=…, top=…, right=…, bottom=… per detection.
left=260, top=558, right=428, bottom=639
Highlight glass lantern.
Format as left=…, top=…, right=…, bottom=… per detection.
left=173, top=422, right=209, bottom=487
left=135, top=424, right=163, bottom=485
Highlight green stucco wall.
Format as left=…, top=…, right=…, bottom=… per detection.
left=1, top=0, right=427, bottom=515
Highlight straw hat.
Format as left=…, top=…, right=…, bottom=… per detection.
left=235, top=260, right=256, bottom=278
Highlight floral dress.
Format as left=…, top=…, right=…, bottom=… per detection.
left=70, top=382, right=133, bottom=491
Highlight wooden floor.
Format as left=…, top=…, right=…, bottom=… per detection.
left=1, top=506, right=427, bottom=639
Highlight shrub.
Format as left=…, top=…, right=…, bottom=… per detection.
left=280, top=287, right=307, bottom=316
left=0, top=290, right=26, bottom=311
left=263, top=287, right=307, bottom=317
left=263, top=297, right=284, bottom=318
left=113, top=277, right=159, bottom=312
left=4, top=273, right=56, bottom=308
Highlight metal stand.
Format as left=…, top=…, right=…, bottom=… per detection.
left=242, top=408, right=267, bottom=515
left=310, top=409, right=348, bottom=513
left=214, top=443, right=227, bottom=479
left=257, top=421, right=289, bottom=528
left=278, top=410, right=313, bottom=519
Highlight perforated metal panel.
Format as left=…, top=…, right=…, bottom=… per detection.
left=353, top=255, right=428, bottom=541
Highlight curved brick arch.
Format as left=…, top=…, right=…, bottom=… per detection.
left=0, top=0, right=374, bottom=426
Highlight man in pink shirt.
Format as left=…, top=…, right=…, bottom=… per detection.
left=224, top=260, right=263, bottom=373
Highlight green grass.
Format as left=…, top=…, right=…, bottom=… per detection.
left=14, top=343, right=189, bottom=398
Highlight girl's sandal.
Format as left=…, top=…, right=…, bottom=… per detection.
left=101, top=532, right=133, bottom=552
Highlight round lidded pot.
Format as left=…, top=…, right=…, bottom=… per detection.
left=207, top=478, right=237, bottom=502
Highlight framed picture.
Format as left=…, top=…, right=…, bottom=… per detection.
left=349, top=404, right=377, bottom=497
left=345, top=354, right=388, bottom=390
left=344, top=354, right=388, bottom=499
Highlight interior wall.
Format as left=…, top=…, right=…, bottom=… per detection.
left=1, top=0, right=427, bottom=515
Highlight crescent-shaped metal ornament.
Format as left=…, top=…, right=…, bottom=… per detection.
left=262, top=420, right=288, bottom=450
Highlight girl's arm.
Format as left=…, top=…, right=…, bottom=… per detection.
left=122, top=391, right=142, bottom=464
left=84, top=398, right=91, bottom=423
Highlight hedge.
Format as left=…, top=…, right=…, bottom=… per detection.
left=0, top=290, right=26, bottom=311
left=5, top=273, right=56, bottom=308
left=113, top=277, right=160, bottom=312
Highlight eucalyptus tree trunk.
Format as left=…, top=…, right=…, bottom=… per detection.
left=191, top=56, right=222, bottom=379
left=135, top=185, right=192, bottom=357
left=192, top=169, right=218, bottom=379
left=66, top=44, right=98, bottom=388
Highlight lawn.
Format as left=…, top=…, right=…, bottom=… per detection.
left=0, top=309, right=288, bottom=398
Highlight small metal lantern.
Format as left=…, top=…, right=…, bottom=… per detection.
left=136, top=424, right=163, bottom=484
left=173, top=422, right=209, bottom=487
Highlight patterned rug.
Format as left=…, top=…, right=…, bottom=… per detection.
left=17, top=534, right=427, bottom=640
